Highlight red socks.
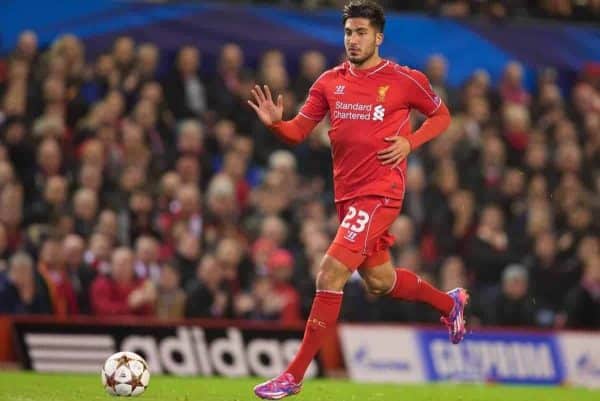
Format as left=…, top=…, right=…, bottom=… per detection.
left=388, top=268, right=454, bottom=316
left=285, top=290, right=342, bottom=383
left=284, top=270, right=452, bottom=383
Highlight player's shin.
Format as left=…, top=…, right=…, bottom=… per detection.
left=284, top=290, right=343, bottom=383
left=386, top=268, right=454, bottom=316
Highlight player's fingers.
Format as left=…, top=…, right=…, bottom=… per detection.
left=378, top=151, right=400, bottom=163
left=251, top=89, right=262, bottom=105
left=277, top=94, right=283, bottom=108
left=377, top=145, right=395, bottom=155
left=388, top=153, right=403, bottom=164
left=380, top=155, right=399, bottom=165
left=379, top=145, right=402, bottom=157
left=386, top=150, right=404, bottom=161
left=247, top=100, right=260, bottom=112
left=264, top=85, right=273, bottom=103
left=377, top=152, right=395, bottom=160
left=384, top=136, right=398, bottom=142
left=391, top=155, right=406, bottom=168
left=254, top=85, right=266, bottom=102
left=377, top=149, right=399, bottom=160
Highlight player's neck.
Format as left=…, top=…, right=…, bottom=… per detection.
left=350, top=55, right=383, bottom=70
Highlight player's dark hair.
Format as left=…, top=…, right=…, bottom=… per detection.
left=342, top=0, right=385, bottom=33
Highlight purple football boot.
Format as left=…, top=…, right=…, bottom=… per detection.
left=441, top=287, right=469, bottom=344
left=253, top=373, right=302, bottom=400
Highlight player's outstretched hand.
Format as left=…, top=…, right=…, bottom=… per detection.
left=248, top=84, right=283, bottom=126
left=377, top=136, right=411, bottom=168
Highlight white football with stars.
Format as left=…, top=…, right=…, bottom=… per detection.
left=101, top=351, right=150, bottom=396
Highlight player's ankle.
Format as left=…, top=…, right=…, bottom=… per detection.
left=284, top=370, right=302, bottom=383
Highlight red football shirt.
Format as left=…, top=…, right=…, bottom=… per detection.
left=299, top=59, right=442, bottom=202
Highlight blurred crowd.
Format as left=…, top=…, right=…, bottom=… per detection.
left=264, top=0, right=600, bottom=21
left=0, top=28, right=598, bottom=330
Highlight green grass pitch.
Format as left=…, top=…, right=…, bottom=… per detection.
left=0, top=371, right=598, bottom=401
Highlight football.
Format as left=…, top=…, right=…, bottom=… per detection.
left=101, top=351, right=150, bottom=396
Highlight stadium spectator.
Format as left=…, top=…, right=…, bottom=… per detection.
left=125, top=190, right=157, bottom=243
left=215, top=237, right=251, bottom=293
left=62, top=234, right=95, bottom=314
left=137, top=43, right=161, bottom=83
left=121, top=43, right=161, bottom=96
left=389, top=215, right=417, bottom=264
left=425, top=54, right=458, bottom=109
left=28, top=174, right=68, bottom=224
left=37, top=237, right=78, bottom=315
left=11, top=30, right=39, bottom=65
left=112, top=36, right=136, bottom=78
left=90, top=247, right=155, bottom=316
left=204, top=173, right=240, bottom=249
left=486, top=264, right=537, bottom=326
left=563, top=255, right=600, bottom=329
left=155, top=263, right=186, bottom=319
left=84, top=232, right=112, bottom=275
left=525, top=231, right=579, bottom=326
left=266, top=248, right=302, bottom=323
left=208, top=43, right=245, bottom=118
left=95, top=209, right=120, bottom=245
left=134, top=235, right=161, bottom=282
left=438, top=256, right=468, bottom=292
left=467, top=204, right=517, bottom=290
left=185, top=253, right=230, bottom=318
left=293, top=50, right=327, bottom=99
left=164, top=45, right=207, bottom=120
left=72, top=188, right=99, bottom=238
left=173, top=231, right=201, bottom=287
left=0, top=252, right=51, bottom=314
left=402, top=163, right=427, bottom=236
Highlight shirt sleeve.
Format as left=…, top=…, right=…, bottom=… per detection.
left=269, top=114, right=319, bottom=145
left=298, top=76, right=329, bottom=122
left=405, top=69, right=443, bottom=116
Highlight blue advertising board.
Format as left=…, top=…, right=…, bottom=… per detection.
left=418, top=329, right=564, bottom=385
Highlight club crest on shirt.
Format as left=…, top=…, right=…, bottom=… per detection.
left=377, top=85, right=390, bottom=102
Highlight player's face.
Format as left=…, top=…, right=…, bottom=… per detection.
left=344, top=18, right=382, bottom=66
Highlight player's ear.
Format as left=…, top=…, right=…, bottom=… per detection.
left=376, top=32, right=383, bottom=46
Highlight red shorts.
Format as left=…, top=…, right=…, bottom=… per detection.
left=327, top=196, right=403, bottom=270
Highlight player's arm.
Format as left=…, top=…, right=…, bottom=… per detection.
left=268, top=114, right=319, bottom=146
left=248, top=82, right=327, bottom=146
left=378, top=70, right=451, bottom=167
left=405, top=70, right=451, bottom=150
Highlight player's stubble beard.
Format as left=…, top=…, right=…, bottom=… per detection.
left=346, top=39, right=377, bottom=68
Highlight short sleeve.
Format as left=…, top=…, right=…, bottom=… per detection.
left=405, top=69, right=443, bottom=116
left=298, top=75, right=329, bottom=122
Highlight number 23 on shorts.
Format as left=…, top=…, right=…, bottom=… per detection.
left=340, top=206, right=370, bottom=233
left=334, top=197, right=401, bottom=253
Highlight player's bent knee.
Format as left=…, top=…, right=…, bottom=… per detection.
left=366, top=285, right=389, bottom=297
left=364, top=277, right=391, bottom=296
left=359, top=264, right=396, bottom=296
